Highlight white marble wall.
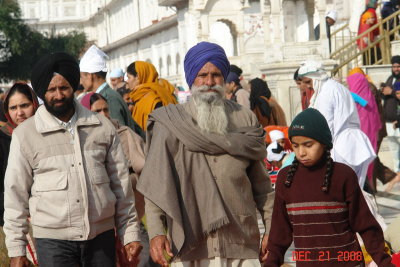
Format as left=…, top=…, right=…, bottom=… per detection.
left=17, top=0, right=358, bottom=121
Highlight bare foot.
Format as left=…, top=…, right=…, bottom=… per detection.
left=385, top=173, right=400, bottom=192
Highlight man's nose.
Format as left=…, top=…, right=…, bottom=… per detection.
left=54, top=89, right=64, bottom=99
left=205, top=74, right=216, bottom=87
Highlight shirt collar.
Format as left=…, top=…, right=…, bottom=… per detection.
left=96, top=82, right=108, bottom=93
left=53, top=111, right=77, bottom=129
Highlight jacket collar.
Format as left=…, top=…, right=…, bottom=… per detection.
left=35, top=99, right=100, bottom=134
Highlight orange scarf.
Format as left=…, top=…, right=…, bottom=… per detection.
left=129, top=61, right=177, bottom=130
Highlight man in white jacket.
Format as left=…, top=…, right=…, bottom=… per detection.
left=297, top=60, right=376, bottom=188
left=3, top=52, right=142, bottom=267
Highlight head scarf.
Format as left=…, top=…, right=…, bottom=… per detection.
left=298, top=60, right=329, bottom=108
left=79, top=45, right=108, bottom=73
left=80, top=92, right=95, bottom=110
left=348, top=67, right=374, bottom=83
left=361, top=10, right=375, bottom=24
left=31, top=52, right=80, bottom=100
left=1, top=82, right=39, bottom=136
left=366, top=0, right=378, bottom=8
left=184, top=42, right=230, bottom=88
left=269, top=129, right=285, bottom=143
left=326, top=10, right=338, bottom=21
left=347, top=73, right=381, bottom=157
left=129, top=61, right=177, bottom=130
left=249, top=78, right=272, bottom=118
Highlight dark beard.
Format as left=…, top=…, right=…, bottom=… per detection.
left=393, top=70, right=400, bottom=79
left=44, top=95, right=75, bottom=118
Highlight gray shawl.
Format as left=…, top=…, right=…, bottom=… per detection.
left=137, top=100, right=266, bottom=257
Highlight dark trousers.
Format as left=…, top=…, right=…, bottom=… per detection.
left=35, top=229, right=115, bottom=267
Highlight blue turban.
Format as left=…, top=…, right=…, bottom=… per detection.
left=226, top=71, right=240, bottom=84
left=184, top=42, right=230, bottom=88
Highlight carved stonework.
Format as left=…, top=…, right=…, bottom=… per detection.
left=244, top=15, right=264, bottom=42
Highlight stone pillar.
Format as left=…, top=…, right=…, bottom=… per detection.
left=271, top=0, right=282, bottom=43
left=283, top=0, right=296, bottom=42
left=262, top=0, right=271, bottom=45
left=306, top=0, right=315, bottom=40
left=316, top=0, right=327, bottom=39
left=316, top=0, right=330, bottom=58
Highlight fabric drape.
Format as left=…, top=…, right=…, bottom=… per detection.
left=137, top=100, right=266, bottom=256
left=129, top=61, right=177, bottom=130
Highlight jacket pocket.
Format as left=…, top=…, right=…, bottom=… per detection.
left=30, top=171, right=70, bottom=228
left=225, top=214, right=260, bottom=245
left=88, top=167, right=116, bottom=223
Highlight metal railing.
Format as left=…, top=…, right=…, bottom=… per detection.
left=330, top=8, right=400, bottom=80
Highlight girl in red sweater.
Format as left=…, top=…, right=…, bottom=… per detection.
left=264, top=108, right=393, bottom=266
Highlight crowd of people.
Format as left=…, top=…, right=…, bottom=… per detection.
left=0, top=25, right=400, bottom=267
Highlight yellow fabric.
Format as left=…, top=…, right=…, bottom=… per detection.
left=130, top=61, right=177, bottom=131
left=348, top=67, right=374, bottom=83
left=361, top=243, right=391, bottom=264
left=361, top=10, right=375, bottom=24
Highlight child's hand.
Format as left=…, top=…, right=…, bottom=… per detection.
left=259, top=234, right=269, bottom=262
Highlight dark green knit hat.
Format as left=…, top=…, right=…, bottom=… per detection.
left=289, top=108, right=333, bottom=149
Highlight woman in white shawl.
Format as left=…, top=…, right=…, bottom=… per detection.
left=298, top=60, right=376, bottom=188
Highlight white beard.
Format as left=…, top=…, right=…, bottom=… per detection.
left=191, top=84, right=228, bottom=135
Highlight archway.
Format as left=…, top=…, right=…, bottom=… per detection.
left=209, top=20, right=238, bottom=57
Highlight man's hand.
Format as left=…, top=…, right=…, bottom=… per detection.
left=124, top=241, right=142, bottom=263
left=382, top=86, right=393, bottom=95
left=150, top=235, right=174, bottom=267
left=10, top=256, right=30, bottom=267
left=259, top=234, right=269, bottom=262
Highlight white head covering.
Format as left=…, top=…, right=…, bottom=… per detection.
left=326, top=10, right=338, bottom=22
left=109, top=68, right=124, bottom=78
left=298, top=60, right=330, bottom=108
left=269, top=130, right=285, bottom=143
left=267, top=141, right=286, bottom=162
left=79, top=45, right=108, bottom=73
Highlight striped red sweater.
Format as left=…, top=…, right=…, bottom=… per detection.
left=265, top=161, right=393, bottom=266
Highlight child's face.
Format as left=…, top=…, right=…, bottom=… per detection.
left=291, top=136, right=325, bottom=167
left=277, top=138, right=286, bottom=149
left=396, top=90, right=400, bottom=100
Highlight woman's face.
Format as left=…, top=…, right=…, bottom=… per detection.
left=126, top=73, right=140, bottom=90
left=8, top=92, right=35, bottom=126
left=366, top=17, right=375, bottom=25
left=291, top=136, right=325, bottom=167
left=91, top=99, right=110, bottom=120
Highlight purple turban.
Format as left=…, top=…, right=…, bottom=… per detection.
left=184, top=42, right=230, bottom=88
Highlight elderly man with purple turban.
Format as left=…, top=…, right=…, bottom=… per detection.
left=137, top=42, right=274, bottom=267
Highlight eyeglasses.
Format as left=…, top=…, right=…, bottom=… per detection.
left=126, top=102, right=134, bottom=106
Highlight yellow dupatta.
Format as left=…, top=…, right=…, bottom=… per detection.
left=130, top=61, right=177, bottom=130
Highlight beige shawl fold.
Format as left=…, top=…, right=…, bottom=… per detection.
left=137, top=101, right=266, bottom=257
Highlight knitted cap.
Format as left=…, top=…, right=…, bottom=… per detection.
left=289, top=108, right=332, bottom=149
